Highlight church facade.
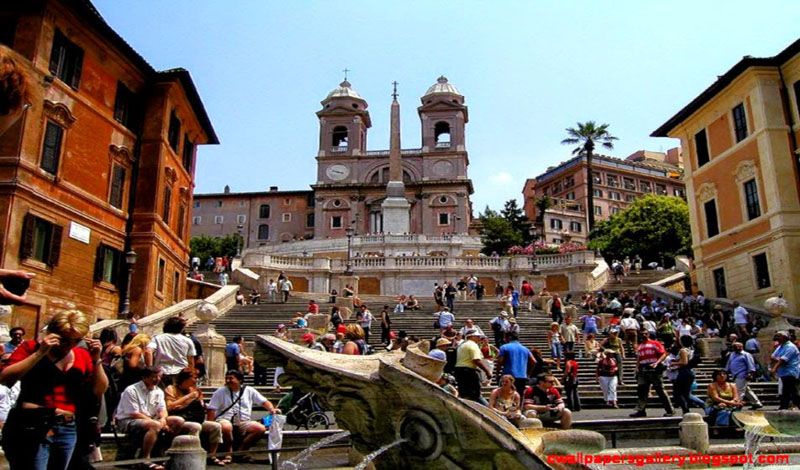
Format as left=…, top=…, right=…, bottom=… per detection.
left=192, top=77, right=476, bottom=248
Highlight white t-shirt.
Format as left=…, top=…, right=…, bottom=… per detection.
left=734, top=306, right=749, bottom=325
left=0, top=381, right=20, bottom=423
left=208, top=386, right=268, bottom=423
left=115, top=381, right=165, bottom=420
left=148, top=333, right=196, bottom=375
left=621, top=318, right=639, bottom=330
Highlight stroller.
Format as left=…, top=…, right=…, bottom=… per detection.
left=277, top=391, right=331, bottom=430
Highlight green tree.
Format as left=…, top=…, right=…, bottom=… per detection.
left=478, top=206, right=524, bottom=255
left=500, top=199, right=534, bottom=245
left=587, top=194, right=692, bottom=265
left=561, top=121, right=618, bottom=231
left=189, top=234, right=241, bottom=266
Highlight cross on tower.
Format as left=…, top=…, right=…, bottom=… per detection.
left=342, top=68, right=350, bottom=81
left=392, top=81, right=399, bottom=100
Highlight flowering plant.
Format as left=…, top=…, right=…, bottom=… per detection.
left=508, top=240, right=585, bottom=255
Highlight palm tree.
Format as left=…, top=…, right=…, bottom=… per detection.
left=561, top=121, right=618, bottom=232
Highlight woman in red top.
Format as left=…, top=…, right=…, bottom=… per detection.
left=0, top=310, right=108, bottom=470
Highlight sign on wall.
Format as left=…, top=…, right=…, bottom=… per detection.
left=69, top=221, right=91, bottom=244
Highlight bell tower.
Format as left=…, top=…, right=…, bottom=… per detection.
left=316, top=80, right=371, bottom=157
left=418, top=76, right=468, bottom=152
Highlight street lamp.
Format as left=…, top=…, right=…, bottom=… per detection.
left=120, top=249, right=138, bottom=318
left=344, top=225, right=355, bottom=275
left=236, top=224, right=244, bottom=257
left=528, top=226, right=540, bottom=276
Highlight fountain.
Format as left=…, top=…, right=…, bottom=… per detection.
left=280, top=430, right=351, bottom=469
left=255, top=335, right=606, bottom=469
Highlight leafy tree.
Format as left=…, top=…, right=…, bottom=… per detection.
left=561, top=121, right=618, bottom=231
left=587, top=194, right=692, bottom=265
left=189, top=234, right=242, bottom=265
left=478, top=206, right=524, bottom=255
left=500, top=199, right=535, bottom=245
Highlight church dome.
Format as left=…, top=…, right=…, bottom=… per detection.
left=324, top=80, right=366, bottom=101
left=423, top=76, right=462, bottom=96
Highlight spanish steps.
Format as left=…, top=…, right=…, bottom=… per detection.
left=199, top=274, right=780, bottom=410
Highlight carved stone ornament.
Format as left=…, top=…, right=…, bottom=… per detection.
left=43, top=100, right=76, bottom=128
left=695, top=182, right=717, bottom=203
left=734, top=160, right=757, bottom=183
left=164, top=167, right=177, bottom=185
left=109, top=144, right=134, bottom=163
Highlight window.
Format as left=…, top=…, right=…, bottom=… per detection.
left=20, top=214, right=62, bottom=267
left=434, top=121, right=451, bottom=147
left=655, top=184, right=667, bottom=195
left=565, top=192, right=575, bottom=200
left=606, top=175, right=618, bottom=187
left=611, top=207, right=621, bottom=215
left=594, top=206, right=602, bottom=215
left=182, top=136, right=194, bottom=173
left=258, top=224, right=270, bottom=240
left=751, top=253, right=771, bottom=289
left=565, top=176, right=575, bottom=188
left=306, top=213, right=315, bottom=228
left=639, top=181, right=651, bottom=192
left=192, top=216, right=201, bottom=225
left=593, top=189, right=603, bottom=198
left=109, top=164, right=126, bottom=209
left=552, top=238, right=563, bottom=244
left=331, top=216, right=342, bottom=229
left=173, top=271, right=181, bottom=303
left=168, top=110, right=181, bottom=152
left=259, top=204, right=271, bottom=219
left=237, top=214, right=246, bottom=224
left=743, top=179, right=761, bottom=220
left=113, top=82, right=136, bottom=129
left=732, top=103, right=748, bottom=143
left=704, top=199, right=719, bottom=238
left=623, top=177, right=635, bottom=190
left=609, top=192, right=621, bottom=201
left=592, top=172, right=602, bottom=184
left=157, top=258, right=165, bottom=293
left=49, top=30, right=83, bottom=89
left=216, top=200, right=223, bottom=208
left=438, top=213, right=450, bottom=225
left=625, top=194, right=636, bottom=202
left=550, top=218, right=563, bottom=230
left=570, top=221, right=582, bottom=233
left=162, top=187, right=172, bottom=224
left=177, top=204, right=186, bottom=238
left=214, top=215, right=223, bottom=224
left=194, top=201, right=200, bottom=209
left=282, top=213, right=291, bottom=222
left=40, top=121, right=64, bottom=175
left=674, top=188, right=685, bottom=198
left=713, top=267, right=727, bottom=298
left=332, top=126, right=348, bottom=148
left=695, top=129, right=710, bottom=167
left=94, top=245, right=121, bottom=285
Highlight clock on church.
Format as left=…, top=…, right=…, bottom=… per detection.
left=325, top=164, right=350, bottom=181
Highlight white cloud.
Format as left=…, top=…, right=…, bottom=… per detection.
left=488, top=171, right=514, bottom=185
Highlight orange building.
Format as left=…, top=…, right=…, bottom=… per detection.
left=0, top=1, right=217, bottom=332
left=652, top=38, right=800, bottom=309
left=522, top=151, right=684, bottom=245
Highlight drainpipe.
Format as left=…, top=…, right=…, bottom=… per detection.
left=777, top=67, right=800, bottom=193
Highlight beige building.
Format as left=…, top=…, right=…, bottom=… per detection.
left=652, top=38, right=800, bottom=309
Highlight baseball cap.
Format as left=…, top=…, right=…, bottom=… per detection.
left=301, top=333, right=315, bottom=343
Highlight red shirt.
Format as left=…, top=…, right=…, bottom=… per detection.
left=9, top=340, right=96, bottom=413
left=636, top=339, right=665, bottom=366
left=307, top=303, right=320, bottom=314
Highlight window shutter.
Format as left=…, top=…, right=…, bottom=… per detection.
left=19, top=213, right=35, bottom=259
left=69, top=46, right=83, bottom=89
left=112, top=249, right=122, bottom=287
left=41, top=122, right=63, bottom=174
left=49, top=33, right=63, bottom=75
left=48, top=224, right=63, bottom=267
left=94, top=245, right=104, bottom=282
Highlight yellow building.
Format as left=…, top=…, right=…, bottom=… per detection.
left=652, top=38, right=800, bottom=310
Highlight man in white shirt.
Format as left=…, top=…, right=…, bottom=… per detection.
left=620, top=313, right=640, bottom=349
left=437, top=307, right=455, bottom=330
left=459, top=319, right=484, bottom=338
left=207, top=370, right=279, bottom=460
left=280, top=278, right=293, bottom=303
left=733, top=301, right=750, bottom=337
left=146, top=317, right=196, bottom=387
left=357, top=305, right=374, bottom=344
left=115, top=368, right=194, bottom=462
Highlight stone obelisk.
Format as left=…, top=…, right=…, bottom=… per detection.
left=381, top=82, right=411, bottom=234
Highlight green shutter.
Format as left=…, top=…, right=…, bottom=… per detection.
left=48, top=224, right=63, bottom=267
left=19, top=213, right=35, bottom=259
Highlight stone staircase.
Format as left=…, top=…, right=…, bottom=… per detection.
left=201, top=295, right=780, bottom=408
left=598, top=268, right=677, bottom=293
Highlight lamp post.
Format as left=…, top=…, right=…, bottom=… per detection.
left=236, top=224, right=244, bottom=257
left=528, top=226, right=540, bottom=276
left=345, top=226, right=355, bottom=275
left=120, top=249, right=138, bottom=318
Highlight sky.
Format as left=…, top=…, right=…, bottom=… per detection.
left=93, top=1, right=799, bottom=213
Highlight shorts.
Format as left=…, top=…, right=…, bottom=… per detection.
left=116, top=418, right=152, bottom=436
left=218, top=418, right=263, bottom=436
left=536, top=408, right=564, bottom=423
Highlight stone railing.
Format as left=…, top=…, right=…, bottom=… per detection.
left=90, top=284, right=240, bottom=337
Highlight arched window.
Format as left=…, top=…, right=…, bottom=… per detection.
left=258, top=224, right=269, bottom=240
left=368, top=167, right=414, bottom=184
left=434, top=121, right=451, bottom=147
left=332, top=126, right=348, bottom=148
left=259, top=204, right=270, bottom=219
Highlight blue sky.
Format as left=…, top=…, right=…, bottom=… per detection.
left=93, top=1, right=798, bottom=212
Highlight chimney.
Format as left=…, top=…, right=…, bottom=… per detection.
left=269, top=186, right=278, bottom=192
left=224, top=185, right=230, bottom=194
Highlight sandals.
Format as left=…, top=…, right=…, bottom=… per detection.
left=139, top=463, right=165, bottom=470
left=221, top=455, right=233, bottom=465
left=208, top=456, right=226, bottom=467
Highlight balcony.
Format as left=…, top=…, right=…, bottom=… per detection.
left=435, top=141, right=451, bottom=149
left=330, top=146, right=348, bottom=153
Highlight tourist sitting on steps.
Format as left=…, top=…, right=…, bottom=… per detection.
left=164, top=369, right=224, bottom=466
left=489, top=375, right=522, bottom=426
left=206, top=369, right=280, bottom=464
left=523, top=373, right=572, bottom=429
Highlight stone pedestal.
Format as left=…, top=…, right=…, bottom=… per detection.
left=679, top=413, right=708, bottom=453
left=695, top=337, right=724, bottom=359
left=306, top=314, right=331, bottom=333
left=538, top=295, right=552, bottom=311
left=339, top=275, right=360, bottom=295
left=381, top=191, right=411, bottom=234
left=166, top=435, right=206, bottom=470
left=194, top=302, right=227, bottom=387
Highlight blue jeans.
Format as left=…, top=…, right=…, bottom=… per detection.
left=551, top=342, right=563, bottom=360
left=20, top=423, right=77, bottom=470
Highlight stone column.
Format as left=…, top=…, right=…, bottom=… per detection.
left=166, top=435, right=206, bottom=470
left=679, top=413, right=708, bottom=453
left=194, top=302, right=227, bottom=387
